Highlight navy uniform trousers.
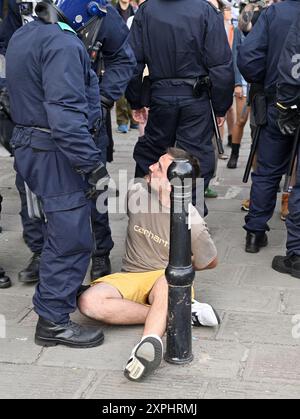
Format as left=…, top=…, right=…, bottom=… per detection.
left=244, top=104, right=300, bottom=256
left=13, top=127, right=94, bottom=324
left=15, top=122, right=113, bottom=258
left=133, top=92, right=215, bottom=192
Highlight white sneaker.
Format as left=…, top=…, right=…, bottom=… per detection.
left=191, top=300, right=220, bottom=327
left=124, top=335, right=163, bottom=382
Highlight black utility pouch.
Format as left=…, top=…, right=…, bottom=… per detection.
left=141, top=76, right=151, bottom=107
left=192, top=77, right=210, bottom=98
left=252, top=93, right=267, bottom=127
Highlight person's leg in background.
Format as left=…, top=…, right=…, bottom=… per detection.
left=116, top=95, right=130, bottom=133
left=227, top=86, right=250, bottom=169
left=226, top=105, right=235, bottom=147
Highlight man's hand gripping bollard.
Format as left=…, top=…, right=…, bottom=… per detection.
left=165, top=158, right=195, bottom=364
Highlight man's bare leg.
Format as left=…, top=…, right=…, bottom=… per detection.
left=124, top=276, right=168, bottom=382
left=142, top=275, right=168, bottom=338
left=78, top=283, right=150, bottom=325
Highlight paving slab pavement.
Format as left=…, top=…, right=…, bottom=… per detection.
left=1, top=123, right=300, bottom=399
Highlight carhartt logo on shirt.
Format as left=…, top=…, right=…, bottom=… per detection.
left=134, top=225, right=169, bottom=248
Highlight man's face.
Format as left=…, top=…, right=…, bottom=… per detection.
left=147, top=154, right=173, bottom=195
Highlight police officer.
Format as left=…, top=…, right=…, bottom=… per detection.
left=6, top=0, right=108, bottom=347
left=126, top=0, right=234, bottom=192
left=272, top=13, right=300, bottom=277
left=237, top=0, right=300, bottom=253
left=1, top=0, right=136, bottom=284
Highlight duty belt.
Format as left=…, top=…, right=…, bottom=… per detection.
left=151, top=78, right=200, bottom=96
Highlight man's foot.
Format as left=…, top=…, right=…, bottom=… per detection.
left=0, top=267, right=11, bottom=289
left=245, top=232, right=268, bottom=253
left=280, top=193, right=289, bottom=221
left=241, top=199, right=250, bottom=212
left=124, top=335, right=163, bottom=382
left=204, top=187, right=218, bottom=199
left=117, top=124, right=129, bottom=134
left=35, top=317, right=104, bottom=348
left=90, top=255, right=111, bottom=281
left=272, top=255, right=300, bottom=279
left=18, top=253, right=41, bottom=283
left=191, top=300, right=220, bottom=327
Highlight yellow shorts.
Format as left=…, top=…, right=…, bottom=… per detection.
left=91, top=270, right=165, bottom=305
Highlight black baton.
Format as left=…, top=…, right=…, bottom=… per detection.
left=283, top=124, right=300, bottom=192
left=243, top=125, right=261, bottom=183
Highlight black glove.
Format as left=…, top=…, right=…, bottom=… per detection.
left=86, top=163, right=110, bottom=200
left=101, top=95, right=114, bottom=124
left=277, top=103, right=300, bottom=136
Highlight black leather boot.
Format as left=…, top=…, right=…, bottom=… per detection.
left=90, top=255, right=111, bottom=281
left=272, top=255, right=300, bottom=279
left=35, top=316, right=104, bottom=348
left=18, top=253, right=41, bottom=283
left=227, top=143, right=240, bottom=169
left=0, top=266, right=11, bottom=289
left=245, top=232, right=268, bottom=253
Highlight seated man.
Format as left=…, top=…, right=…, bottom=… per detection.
left=79, top=147, right=218, bottom=381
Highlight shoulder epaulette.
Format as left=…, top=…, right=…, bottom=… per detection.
left=57, top=22, right=77, bottom=35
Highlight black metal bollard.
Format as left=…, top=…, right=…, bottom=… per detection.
left=165, top=158, right=195, bottom=364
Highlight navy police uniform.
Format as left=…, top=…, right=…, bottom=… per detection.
left=89, top=4, right=136, bottom=259
left=277, top=11, right=300, bottom=258
left=6, top=19, right=102, bottom=323
left=126, top=0, right=234, bottom=189
left=0, top=2, right=136, bottom=264
left=238, top=0, right=300, bottom=248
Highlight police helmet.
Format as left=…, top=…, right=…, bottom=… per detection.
left=52, top=0, right=107, bottom=31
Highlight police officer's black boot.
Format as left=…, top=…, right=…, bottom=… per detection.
left=90, top=255, right=111, bottom=281
left=35, top=316, right=104, bottom=348
left=245, top=232, right=268, bottom=253
left=227, top=144, right=240, bottom=169
left=272, top=255, right=300, bottom=279
left=0, top=266, right=11, bottom=289
left=18, top=252, right=41, bottom=284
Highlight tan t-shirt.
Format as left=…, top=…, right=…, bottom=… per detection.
left=122, top=182, right=217, bottom=272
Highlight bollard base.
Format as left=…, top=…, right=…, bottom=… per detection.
left=164, top=353, right=194, bottom=365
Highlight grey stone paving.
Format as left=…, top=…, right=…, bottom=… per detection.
left=1, top=122, right=300, bottom=399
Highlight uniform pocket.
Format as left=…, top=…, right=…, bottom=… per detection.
left=43, top=192, right=93, bottom=256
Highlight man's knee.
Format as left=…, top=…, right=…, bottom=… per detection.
left=150, top=276, right=168, bottom=301
left=78, top=290, right=105, bottom=319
